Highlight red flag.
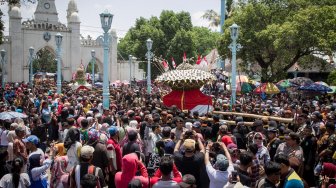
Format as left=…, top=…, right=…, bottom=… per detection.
left=172, top=57, right=176, bottom=69
left=196, top=55, right=201, bottom=65
left=162, top=60, right=169, bottom=71
left=183, top=52, right=187, bottom=62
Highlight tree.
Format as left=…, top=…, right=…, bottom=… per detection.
left=202, top=0, right=235, bottom=27
left=327, top=70, right=336, bottom=86
left=118, top=10, right=219, bottom=79
left=32, top=48, right=56, bottom=73
left=217, top=0, right=336, bottom=82
left=86, top=61, right=99, bottom=74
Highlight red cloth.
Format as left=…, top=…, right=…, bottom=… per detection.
left=163, top=89, right=212, bottom=110
left=221, top=135, right=234, bottom=145
left=114, top=153, right=148, bottom=188
left=322, top=162, right=336, bottom=178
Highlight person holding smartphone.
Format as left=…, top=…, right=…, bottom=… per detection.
left=204, top=141, right=234, bottom=188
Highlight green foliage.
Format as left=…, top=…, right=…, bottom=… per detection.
left=118, top=10, right=219, bottom=79
left=32, top=48, right=56, bottom=73
left=218, top=0, right=336, bottom=82
left=327, top=70, right=336, bottom=86
left=86, top=61, right=99, bottom=74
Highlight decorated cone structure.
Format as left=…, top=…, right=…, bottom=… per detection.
left=156, top=62, right=216, bottom=114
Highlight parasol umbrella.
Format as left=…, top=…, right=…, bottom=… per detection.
left=298, top=83, right=332, bottom=93
left=276, top=84, right=286, bottom=93
left=0, top=111, right=28, bottom=120
left=315, top=81, right=329, bottom=87
left=277, top=79, right=298, bottom=88
left=236, top=82, right=255, bottom=94
left=254, top=83, right=280, bottom=94
left=290, top=77, right=313, bottom=86
left=328, top=86, right=336, bottom=94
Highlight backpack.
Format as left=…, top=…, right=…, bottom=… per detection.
left=75, top=165, right=101, bottom=188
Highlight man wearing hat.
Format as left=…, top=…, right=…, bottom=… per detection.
left=70, top=145, right=106, bottom=188
left=174, top=135, right=205, bottom=187
left=267, top=122, right=283, bottom=161
left=204, top=141, right=233, bottom=188
left=24, top=135, right=44, bottom=162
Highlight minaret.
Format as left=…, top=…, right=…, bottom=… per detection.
left=67, top=0, right=78, bottom=22
left=34, top=0, right=59, bottom=23
left=67, top=0, right=81, bottom=75
left=8, top=5, right=23, bottom=82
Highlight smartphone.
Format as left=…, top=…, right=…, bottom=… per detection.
left=231, top=170, right=238, bottom=183
left=330, top=178, right=336, bottom=184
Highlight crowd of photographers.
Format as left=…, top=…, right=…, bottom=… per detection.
left=0, top=81, right=335, bottom=188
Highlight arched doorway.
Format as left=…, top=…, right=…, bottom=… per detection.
left=86, top=59, right=102, bottom=82
left=33, top=47, right=56, bottom=73
left=32, top=47, right=59, bottom=82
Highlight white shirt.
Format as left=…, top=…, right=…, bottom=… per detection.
left=147, top=132, right=162, bottom=154
left=66, top=141, right=82, bottom=172
left=206, top=163, right=234, bottom=188
left=0, top=128, right=9, bottom=146
left=152, top=180, right=180, bottom=188
left=0, top=173, right=30, bottom=188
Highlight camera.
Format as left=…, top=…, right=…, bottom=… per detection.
left=231, top=170, right=238, bottom=183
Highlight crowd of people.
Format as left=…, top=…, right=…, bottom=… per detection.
left=0, top=79, right=335, bottom=188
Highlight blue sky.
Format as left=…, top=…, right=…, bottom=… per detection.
left=1, top=0, right=221, bottom=39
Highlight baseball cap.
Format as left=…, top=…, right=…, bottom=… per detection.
left=183, top=139, right=196, bottom=152
left=80, top=145, right=95, bottom=159
left=215, top=154, right=229, bottom=171
left=23, top=135, right=39, bottom=145
left=108, top=126, right=119, bottom=136
left=179, top=174, right=196, bottom=188
left=267, top=126, right=277, bottom=132
left=192, top=121, right=201, bottom=128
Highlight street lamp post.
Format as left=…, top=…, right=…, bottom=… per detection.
left=55, top=33, right=63, bottom=94
left=129, top=55, right=132, bottom=87
left=100, top=10, right=113, bottom=109
left=294, top=67, right=298, bottom=78
left=29, top=47, right=34, bottom=87
left=146, top=38, right=153, bottom=94
left=228, top=23, right=242, bottom=107
left=0, top=50, right=6, bottom=89
left=91, top=50, right=96, bottom=86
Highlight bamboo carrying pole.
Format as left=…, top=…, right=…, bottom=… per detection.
left=212, top=111, right=293, bottom=123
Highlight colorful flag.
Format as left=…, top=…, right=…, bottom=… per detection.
left=162, top=60, right=169, bottom=71
left=172, top=57, right=176, bottom=69
left=196, top=55, right=201, bottom=65
left=183, top=52, right=187, bottom=62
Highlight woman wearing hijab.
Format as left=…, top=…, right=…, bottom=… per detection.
left=50, top=157, right=69, bottom=188
left=64, top=128, right=82, bottom=172
left=28, top=153, right=52, bottom=188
